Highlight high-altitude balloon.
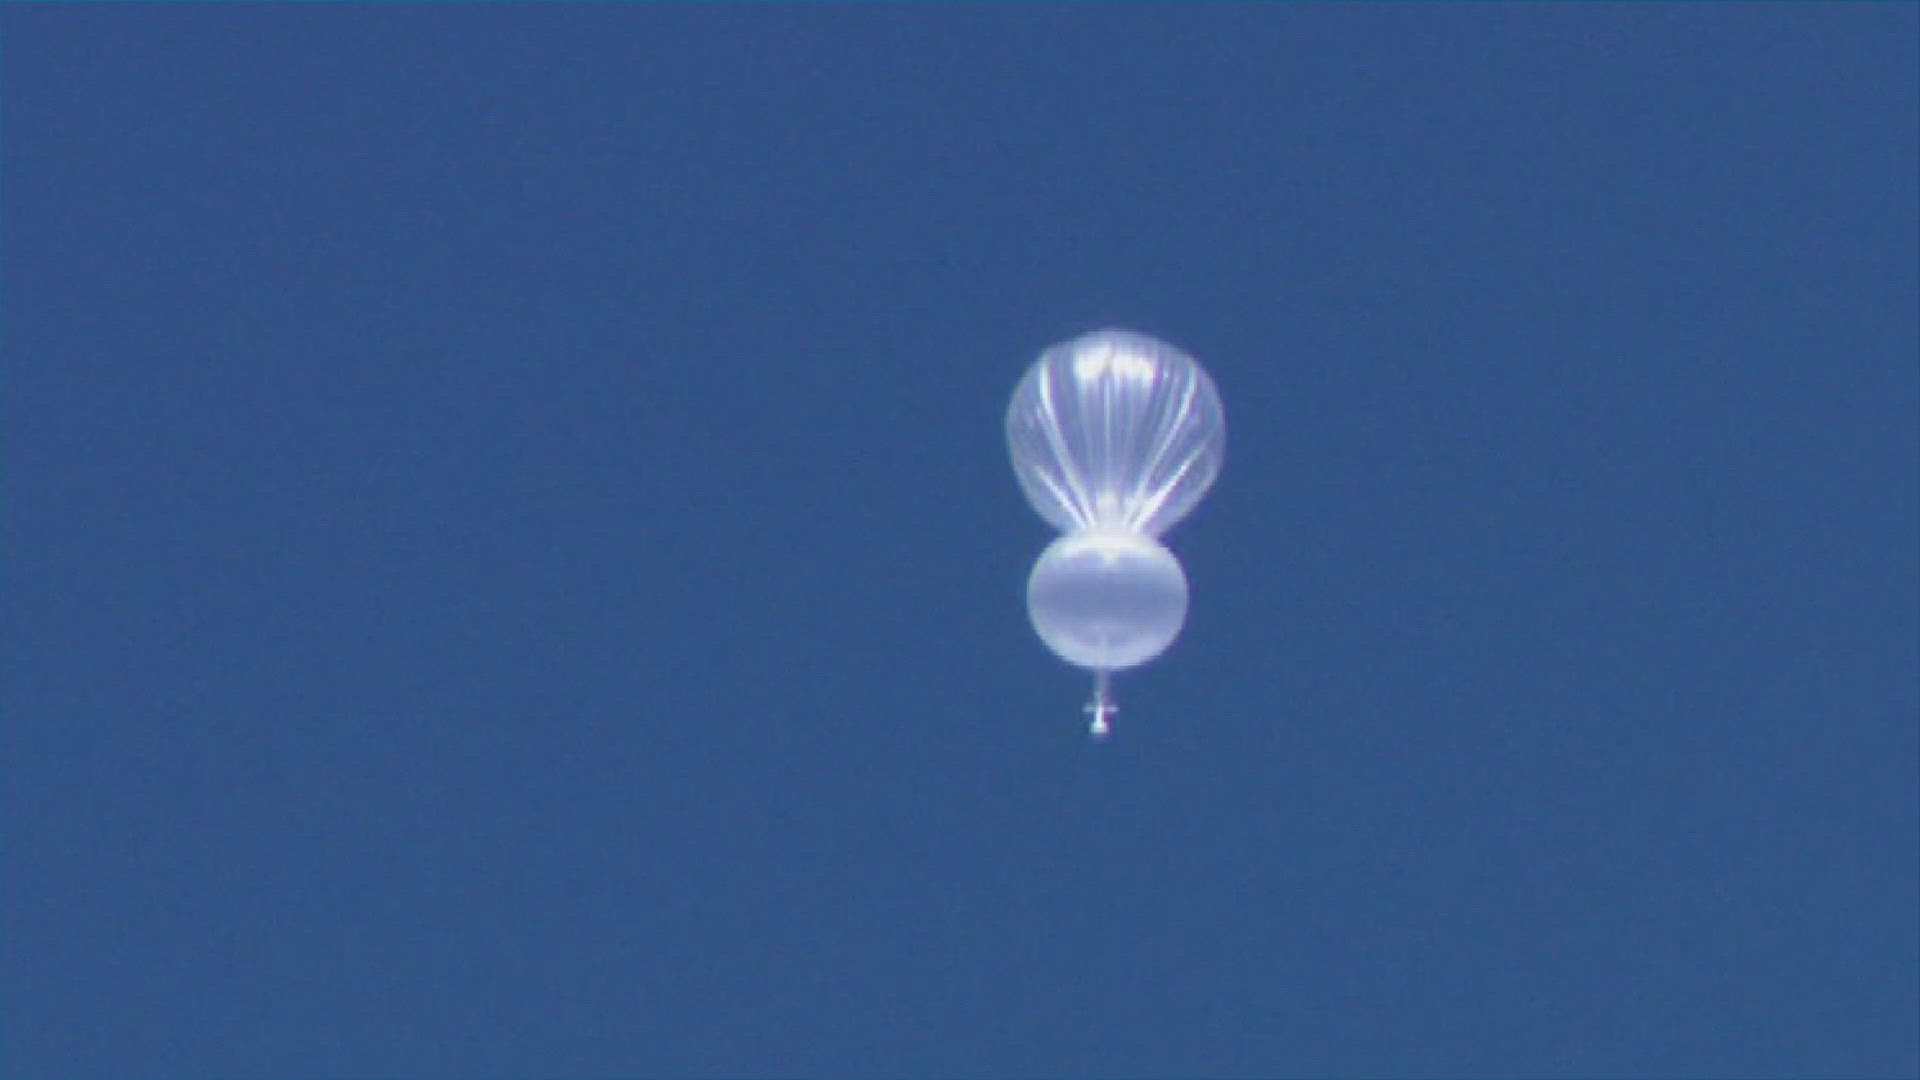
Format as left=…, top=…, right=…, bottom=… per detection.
left=1006, top=330, right=1225, bottom=738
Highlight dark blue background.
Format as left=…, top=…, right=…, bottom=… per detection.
left=5, top=5, right=1915, bottom=1078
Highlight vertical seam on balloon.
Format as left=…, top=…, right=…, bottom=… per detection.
left=1035, top=364, right=1094, bottom=531
left=1132, top=371, right=1202, bottom=534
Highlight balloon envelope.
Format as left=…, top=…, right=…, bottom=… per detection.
left=1007, top=329, right=1225, bottom=537
left=1026, top=532, right=1188, bottom=672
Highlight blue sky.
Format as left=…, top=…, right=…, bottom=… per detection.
left=4, top=5, right=1916, bottom=1077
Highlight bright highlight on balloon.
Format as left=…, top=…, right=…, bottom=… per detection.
left=1007, top=329, right=1225, bottom=739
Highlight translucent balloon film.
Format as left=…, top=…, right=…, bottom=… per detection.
left=1026, top=532, right=1188, bottom=672
left=1007, top=330, right=1225, bottom=538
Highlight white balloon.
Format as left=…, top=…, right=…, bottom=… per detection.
left=1007, top=329, right=1225, bottom=738
left=1007, top=329, right=1224, bottom=538
left=1026, top=532, right=1188, bottom=672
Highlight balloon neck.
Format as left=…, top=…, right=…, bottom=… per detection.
left=1078, top=522, right=1141, bottom=540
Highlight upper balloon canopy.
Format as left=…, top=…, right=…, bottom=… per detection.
left=1007, top=330, right=1225, bottom=537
